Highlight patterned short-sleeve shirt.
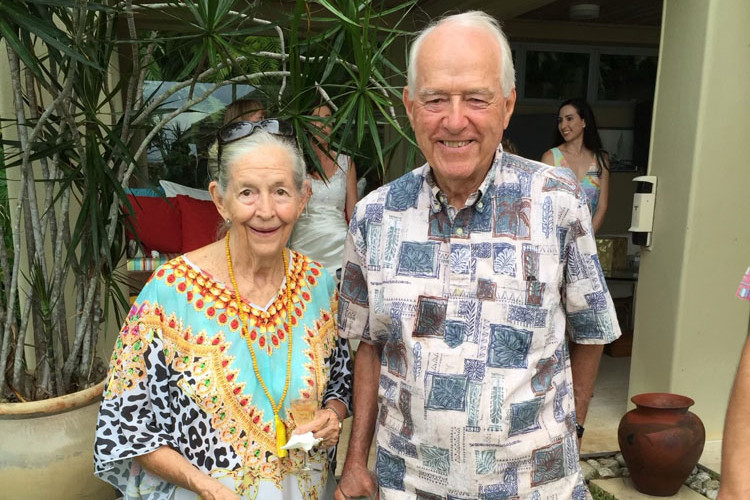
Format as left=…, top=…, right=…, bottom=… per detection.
left=338, top=150, right=621, bottom=499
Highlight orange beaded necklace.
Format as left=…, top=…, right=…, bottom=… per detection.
left=225, top=230, right=294, bottom=457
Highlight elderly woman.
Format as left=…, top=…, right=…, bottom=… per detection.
left=94, top=121, right=352, bottom=500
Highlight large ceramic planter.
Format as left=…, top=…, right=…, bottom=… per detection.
left=0, top=380, right=116, bottom=500
left=617, top=392, right=705, bottom=496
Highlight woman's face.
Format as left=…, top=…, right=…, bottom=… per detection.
left=557, top=104, right=585, bottom=143
left=212, top=144, right=307, bottom=262
left=239, top=109, right=266, bottom=122
left=311, top=105, right=333, bottom=144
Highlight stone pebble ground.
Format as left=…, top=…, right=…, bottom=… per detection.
left=582, top=453, right=721, bottom=499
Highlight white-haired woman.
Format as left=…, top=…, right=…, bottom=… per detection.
left=95, top=121, right=351, bottom=499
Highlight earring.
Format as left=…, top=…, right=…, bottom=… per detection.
left=225, top=218, right=231, bottom=225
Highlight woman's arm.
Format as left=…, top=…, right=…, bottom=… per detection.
left=345, top=158, right=358, bottom=223
left=591, top=153, right=610, bottom=234
left=135, top=447, right=239, bottom=500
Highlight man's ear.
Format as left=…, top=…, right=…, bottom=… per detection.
left=502, top=88, right=517, bottom=130
left=403, top=86, right=415, bottom=125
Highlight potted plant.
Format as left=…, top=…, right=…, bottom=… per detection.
left=0, top=1, right=415, bottom=498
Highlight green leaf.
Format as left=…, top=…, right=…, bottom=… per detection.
left=310, top=0, right=360, bottom=28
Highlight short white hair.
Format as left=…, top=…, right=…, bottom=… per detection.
left=406, top=11, right=515, bottom=98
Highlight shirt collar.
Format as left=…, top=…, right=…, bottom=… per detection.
left=425, top=147, right=501, bottom=214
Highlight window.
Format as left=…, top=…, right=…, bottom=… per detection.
left=524, top=51, right=590, bottom=100
left=144, top=82, right=257, bottom=188
left=598, top=54, right=658, bottom=102
left=512, top=44, right=658, bottom=104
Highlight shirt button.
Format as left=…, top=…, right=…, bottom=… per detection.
left=477, top=201, right=484, bottom=209
left=456, top=228, right=464, bottom=235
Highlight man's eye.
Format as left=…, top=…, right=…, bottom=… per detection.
left=467, top=97, right=489, bottom=108
left=424, top=97, right=446, bottom=108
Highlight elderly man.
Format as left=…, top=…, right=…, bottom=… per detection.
left=336, top=11, right=620, bottom=500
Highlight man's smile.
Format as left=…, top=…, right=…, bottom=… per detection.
left=441, top=140, right=472, bottom=148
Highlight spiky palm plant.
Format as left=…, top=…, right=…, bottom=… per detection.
left=0, top=0, right=416, bottom=401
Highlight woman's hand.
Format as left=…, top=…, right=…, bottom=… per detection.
left=135, top=446, right=240, bottom=500
left=293, top=406, right=342, bottom=448
left=196, top=479, right=241, bottom=500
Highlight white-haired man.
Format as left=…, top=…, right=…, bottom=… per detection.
left=336, top=11, right=620, bottom=499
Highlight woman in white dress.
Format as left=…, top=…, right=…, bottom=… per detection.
left=289, top=104, right=358, bottom=278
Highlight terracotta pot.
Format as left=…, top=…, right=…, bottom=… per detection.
left=617, top=392, right=705, bottom=496
left=0, top=380, right=116, bottom=500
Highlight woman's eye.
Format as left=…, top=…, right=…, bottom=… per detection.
left=238, top=189, right=257, bottom=201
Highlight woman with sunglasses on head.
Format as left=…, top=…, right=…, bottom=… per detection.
left=95, top=121, right=352, bottom=500
left=289, top=104, right=358, bottom=280
left=541, top=98, right=610, bottom=233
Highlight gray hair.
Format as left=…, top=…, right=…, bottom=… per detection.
left=406, top=11, right=515, bottom=98
left=210, top=129, right=306, bottom=196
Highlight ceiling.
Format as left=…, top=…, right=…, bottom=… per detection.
left=518, top=0, right=663, bottom=26
left=405, top=0, right=662, bottom=26
left=395, top=0, right=663, bottom=46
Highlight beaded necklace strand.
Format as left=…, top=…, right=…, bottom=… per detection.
left=225, top=230, right=294, bottom=457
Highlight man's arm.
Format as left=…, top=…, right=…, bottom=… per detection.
left=568, top=342, right=604, bottom=426
left=717, top=334, right=750, bottom=499
left=335, top=341, right=382, bottom=500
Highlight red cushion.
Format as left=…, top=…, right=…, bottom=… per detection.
left=176, top=195, right=223, bottom=252
left=125, top=195, right=183, bottom=253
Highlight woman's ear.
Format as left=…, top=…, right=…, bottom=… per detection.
left=209, top=181, right=229, bottom=221
left=297, top=180, right=311, bottom=217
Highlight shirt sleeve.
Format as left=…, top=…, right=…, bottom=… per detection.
left=322, top=286, right=353, bottom=415
left=322, top=336, right=353, bottom=413
left=562, top=189, right=622, bottom=345
left=337, top=203, right=374, bottom=344
left=93, top=281, right=178, bottom=499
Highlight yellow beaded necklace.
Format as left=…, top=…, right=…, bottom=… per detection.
left=225, top=230, right=294, bottom=457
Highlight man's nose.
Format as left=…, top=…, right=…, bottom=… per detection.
left=444, top=96, right=468, bottom=131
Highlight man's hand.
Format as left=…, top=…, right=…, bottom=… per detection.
left=335, top=463, right=378, bottom=499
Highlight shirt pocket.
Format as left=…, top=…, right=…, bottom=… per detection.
left=480, top=275, right=555, bottom=333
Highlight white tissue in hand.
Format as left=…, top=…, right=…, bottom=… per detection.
left=281, top=432, right=322, bottom=452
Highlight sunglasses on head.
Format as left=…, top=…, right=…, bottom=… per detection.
left=216, top=119, right=295, bottom=167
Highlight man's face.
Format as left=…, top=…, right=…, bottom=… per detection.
left=404, top=24, right=516, bottom=199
